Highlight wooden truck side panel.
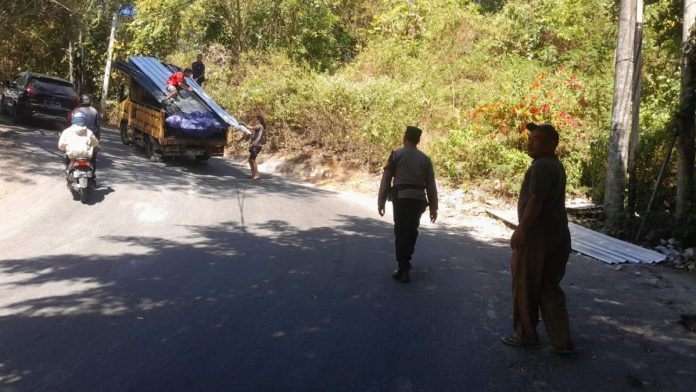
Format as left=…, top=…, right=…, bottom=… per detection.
left=118, top=77, right=227, bottom=159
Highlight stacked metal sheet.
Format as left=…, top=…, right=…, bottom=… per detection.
left=486, top=209, right=667, bottom=264
left=115, top=56, right=250, bottom=134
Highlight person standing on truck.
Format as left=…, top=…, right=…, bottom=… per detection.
left=239, top=115, right=266, bottom=180
left=191, top=54, right=206, bottom=86
left=70, top=94, right=101, bottom=139
left=163, top=68, right=194, bottom=103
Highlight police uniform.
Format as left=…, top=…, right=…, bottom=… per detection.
left=378, top=132, right=438, bottom=279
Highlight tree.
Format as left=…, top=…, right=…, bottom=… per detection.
left=676, top=0, right=696, bottom=221
left=605, top=0, right=638, bottom=229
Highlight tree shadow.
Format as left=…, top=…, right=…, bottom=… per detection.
left=0, top=214, right=524, bottom=391
left=0, top=125, right=334, bottom=203
left=0, top=213, right=694, bottom=391
left=1, top=118, right=694, bottom=391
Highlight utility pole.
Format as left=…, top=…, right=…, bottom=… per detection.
left=68, top=40, right=74, bottom=85
left=100, top=7, right=119, bottom=114
left=676, top=0, right=696, bottom=222
left=605, top=0, right=637, bottom=229
left=627, top=0, right=644, bottom=214
left=78, top=29, right=84, bottom=94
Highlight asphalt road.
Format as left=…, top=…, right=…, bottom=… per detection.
left=0, top=117, right=694, bottom=392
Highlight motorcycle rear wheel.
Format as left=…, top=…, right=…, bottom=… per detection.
left=79, top=188, right=87, bottom=204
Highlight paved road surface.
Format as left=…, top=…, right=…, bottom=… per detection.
left=0, top=117, right=694, bottom=391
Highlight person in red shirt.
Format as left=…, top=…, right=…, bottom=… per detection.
left=163, top=68, right=193, bottom=103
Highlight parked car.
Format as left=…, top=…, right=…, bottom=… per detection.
left=0, top=72, right=78, bottom=124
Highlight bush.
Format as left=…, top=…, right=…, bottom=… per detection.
left=162, top=0, right=656, bottom=203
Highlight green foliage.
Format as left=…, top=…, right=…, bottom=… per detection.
left=244, top=0, right=358, bottom=71
left=491, top=0, right=616, bottom=69
left=432, top=128, right=529, bottom=191
left=140, top=0, right=363, bottom=72
left=163, top=0, right=621, bottom=197
left=1, top=0, right=689, bottom=205
left=127, top=0, right=209, bottom=57
left=0, top=0, right=123, bottom=98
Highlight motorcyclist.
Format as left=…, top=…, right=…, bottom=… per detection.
left=69, top=94, right=101, bottom=139
left=58, top=111, right=100, bottom=173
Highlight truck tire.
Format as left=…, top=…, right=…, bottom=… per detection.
left=195, top=154, right=211, bottom=162
left=120, top=121, right=130, bottom=145
left=144, top=135, right=155, bottom=160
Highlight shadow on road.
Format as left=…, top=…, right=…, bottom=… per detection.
left=84, top=185, right=115, bottom=205
left=0, top=214, right=525, bottom=391
left=1, top=115, right=695, bottom=391
left=0, top=211, right=694, bottom=391
left=0, top=123, right=333, bottom=204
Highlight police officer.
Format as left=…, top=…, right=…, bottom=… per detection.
left=71, top=94, right=101, bottom=139
left=378, top=126, right=438, bottom=283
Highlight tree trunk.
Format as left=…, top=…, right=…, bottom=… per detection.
left=628, top=0, right=644, bottom=214
left=100, top=9, right=118, bottom=115
left=236, top=0, right=243, bottom=55
left=676, top=0, right=696, bottom=221
left=605, top=0, right=637, bottom=229
left=224, top=0, right=244, bottom=56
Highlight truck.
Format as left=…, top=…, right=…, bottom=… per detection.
left=115, top=56, right=249, bottom=161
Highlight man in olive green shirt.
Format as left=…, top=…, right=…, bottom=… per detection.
left=502, top=122, right=574, bottom=355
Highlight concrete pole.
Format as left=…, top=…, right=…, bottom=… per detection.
left=627, top=0, right=643, bottom=213
left=100, top=9, right=118, bottom=114
left=68, top=40, right=74, bottom=84
left=604, top=0, right=637, bottom=229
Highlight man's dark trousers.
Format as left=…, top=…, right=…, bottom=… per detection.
left=393, top=197, right=427, bottom=272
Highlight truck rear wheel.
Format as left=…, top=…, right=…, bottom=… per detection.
left=144, top=135, right=154, bottom=159
left=120, top=121, right=129, bottom=145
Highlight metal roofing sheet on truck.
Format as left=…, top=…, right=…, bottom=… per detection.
left=119, top=56, right=250, bottom=133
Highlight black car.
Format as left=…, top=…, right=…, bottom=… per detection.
left=1, top=72, right=79, bottom=124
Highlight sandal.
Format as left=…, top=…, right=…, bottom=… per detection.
left=548, top=346, right=575, bottom=356
left=500, top=336, right=540, bottom=349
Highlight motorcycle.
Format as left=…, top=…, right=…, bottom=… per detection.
left=66, top=157, right=96, bottom=203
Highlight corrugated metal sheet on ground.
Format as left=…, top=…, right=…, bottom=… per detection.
left=128, top=57, right=249, bottom=133
left=486, top=209, right=666, bottom=264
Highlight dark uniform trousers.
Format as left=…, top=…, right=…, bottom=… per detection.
left=512, top=228, right=574, bottom=349
left=393, top=198, right=427, bottom=272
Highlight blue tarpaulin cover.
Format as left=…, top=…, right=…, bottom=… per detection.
left=165, top=111, right=228, bottom=138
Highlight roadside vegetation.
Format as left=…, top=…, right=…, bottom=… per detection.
left=0, top=0, right=689, bottom=238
